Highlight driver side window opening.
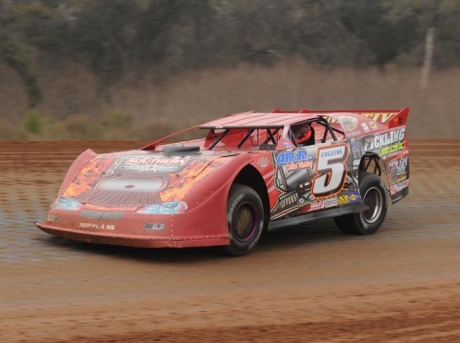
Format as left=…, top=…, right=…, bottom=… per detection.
left=205, top=127, right=283, bottom=150
left=290, top=119, right=345, bottom=147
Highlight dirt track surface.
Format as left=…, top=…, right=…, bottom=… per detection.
left=1, top=140, right=460, bottom=342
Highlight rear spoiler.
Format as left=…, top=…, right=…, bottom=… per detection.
left=348, top=108, right=409, bottom=129
left=302, top=107, right=409, bottom=129
left=276, top=108, right=410, bottom=129
left=385, top=108, right=410, bottom=129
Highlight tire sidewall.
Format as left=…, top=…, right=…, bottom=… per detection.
left=357, top=175, right=388, bottom=234
left=226, top=186, right=264, bottom=255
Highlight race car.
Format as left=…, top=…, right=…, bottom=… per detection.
left=36, top=108, right=410, bottom=256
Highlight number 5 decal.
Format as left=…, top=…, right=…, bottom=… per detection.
left=312, top=144, right=349, bottom=198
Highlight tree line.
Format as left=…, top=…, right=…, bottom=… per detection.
left=1, top=0, right=460, bottom=107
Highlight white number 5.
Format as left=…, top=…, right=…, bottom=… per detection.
left=312, top=144, right=348, bottom=198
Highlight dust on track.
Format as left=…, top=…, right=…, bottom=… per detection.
left=1, top=140, right=459, bottom=343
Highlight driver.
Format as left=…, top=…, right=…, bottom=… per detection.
left=293, top=124, right=313, bottom=146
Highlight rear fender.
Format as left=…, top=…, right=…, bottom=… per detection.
left=358, top=152, right=390, bottom=193
left=359, top=151, right=410, bottom=204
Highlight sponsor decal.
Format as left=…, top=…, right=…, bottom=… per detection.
left=388, top=157, right=408, bottom=181
left=346, top=130, right=362, bottom=138
left=275, top=149, right=312, bottom=166
left=338, top=115, right=359, bottom=131
left=286, top=158, right=313, bottom=171
left=380, top=142, right=404, bottom=156
left=351, top=139, right=361, bottom=153
left=369, top=121, right=378, bottom=130
left=363, top=128, right=406, bottom=151
left=270, top=153, right=315, bottom=219
left=309, top=201, right=325, bottom=211
left=391, top=175, right=407, bottom=185
left=361, top=123, right=370, bottom=133
left=323, top=196, right=338, bottom=208
left=349, top=192, right=360, bottom=202
left=390, top=179, right=409, bottom=195
left=121, top=155, right=192, bottom=173
left=338, top=194, right=350, bottom=205
left=79, top=223, right=115, bottom=230
left=390, top=185, right=395, bottom=195
left=338, top=191, right=361, bottom=205
left=320, top=146, right=346, bottom=158
left=283, top=141, right=293, bottom=149
left=258, top=157, right=269, bottom=168
left=361, top=112, right=396, bottom=123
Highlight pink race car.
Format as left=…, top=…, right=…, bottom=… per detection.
left=36, top=108, right=410, bottom=255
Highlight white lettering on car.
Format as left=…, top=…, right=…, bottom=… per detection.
left=79, top=223, right=115, bottom=231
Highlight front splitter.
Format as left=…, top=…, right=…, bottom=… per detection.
left=35, top=222, right=230, bottom=249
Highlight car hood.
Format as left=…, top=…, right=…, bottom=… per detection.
left=60, top=149, right=241, bottom=210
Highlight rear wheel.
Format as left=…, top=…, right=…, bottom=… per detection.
left=223, top=184, right=264, bottom=256
left=334, top=173, right=388, bottom=235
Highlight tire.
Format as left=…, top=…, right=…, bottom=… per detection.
left=223, top=184, right=264, bottom=256
left=334, top=173, right=388, bottom=235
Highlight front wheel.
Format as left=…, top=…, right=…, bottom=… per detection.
left=223, top=184, right=264, bottom=256
left=334, top=173, right=388, bottom=235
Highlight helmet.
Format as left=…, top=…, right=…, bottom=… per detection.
left=294, top=124, right=312, bottom=144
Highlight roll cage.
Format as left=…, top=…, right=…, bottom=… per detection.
left=142, top=115, right=346, bottom=151
left=205, top=117, right=345, bottom=150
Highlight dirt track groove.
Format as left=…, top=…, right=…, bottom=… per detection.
left=1, top=140, right=459, bottom=342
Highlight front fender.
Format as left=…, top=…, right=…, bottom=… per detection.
left=57, top=149, right=97, bottom=197
left=182, top=153, right=253, bottom=207
left=175, top=153, right=253, bottom=228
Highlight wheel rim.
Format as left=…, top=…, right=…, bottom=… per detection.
left=361, top=186, right=383, bottom=224
left=232, top=202, right=258, bottom=242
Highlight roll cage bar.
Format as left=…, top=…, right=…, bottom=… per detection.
left=206, top=117, right=345, bottom=150
left=289, top=117, right=345, bottom=148
left=207, top=127, right=281, bottom=150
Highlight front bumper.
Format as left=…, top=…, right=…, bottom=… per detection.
left=35, top=221, right=230, bottom=248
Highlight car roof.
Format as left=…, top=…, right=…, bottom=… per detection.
left=199, top=110, right=369, bottom=129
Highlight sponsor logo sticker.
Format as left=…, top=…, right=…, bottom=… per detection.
left=286, top=158, right=313, bottom=171
left=338, top=195, right=350, bottom=205
left=258, top=157, right=269, bottom=168
left=323, top=196, right=338, bottom=208
left=338, top=115, right=359, bottom=131
left=361, top=112, right=396, bottom=124
left=338, top=191, right=361, bottom=205
left=310, top=201, right=325, bottom=211
left=363, top=128, right=406, bottom=156
left=390, top=179, right=410, bottom=195
left=283, top=141, right=293, bottom=149
left=275, top=149, right=313, bottom=166
left=121, top=155, right=192, bottom=173
left=361, top=123, right=370, bottom=133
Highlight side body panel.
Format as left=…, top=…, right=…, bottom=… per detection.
left=259, top=114, right=409, bottom=222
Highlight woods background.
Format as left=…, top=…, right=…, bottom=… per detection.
left=1, top=0, right=459, bottom=140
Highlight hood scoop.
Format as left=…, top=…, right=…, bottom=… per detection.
left=162, top=146, right=200, bottom=156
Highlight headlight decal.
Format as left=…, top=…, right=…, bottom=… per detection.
left=137, top=201, right=188, bottom=215
left=52, top=197, right=83, bottom=211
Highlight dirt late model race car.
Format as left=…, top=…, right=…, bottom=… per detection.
left=36, top=108, right=410, bottom=256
